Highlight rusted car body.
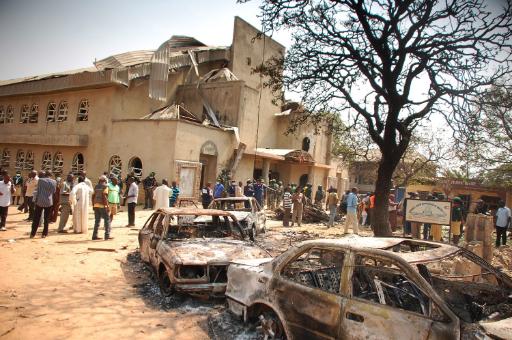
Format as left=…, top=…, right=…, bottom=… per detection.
left=207, top=197, right=266, bottom=237
left=138, top=208, right=269, bottom=298
left=226, top=236, right=512, bottom=339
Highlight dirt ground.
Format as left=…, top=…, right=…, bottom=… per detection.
left=1, top=206, right=510, bottom=339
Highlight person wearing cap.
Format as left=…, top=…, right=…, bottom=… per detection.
left=12, top=170, right=23, bottom=206
left=474, top=199, right=488, bottom=215
left=314, top=185, right=325, bottom=208
left=451, top=197, right=464, bottom=245
left=92, top=176, right=111, bottom=240
left=143, top=172, right=157, bottom=209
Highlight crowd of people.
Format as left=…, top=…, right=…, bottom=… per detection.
left=1, top=168, right=510, bottom=247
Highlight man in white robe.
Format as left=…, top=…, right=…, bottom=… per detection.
left=70, top=177, right=92, bottom=234
left=153, top=179, right=172, bottom=210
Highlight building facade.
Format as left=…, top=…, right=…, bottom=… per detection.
left=0, top=17, right=337, bottom=200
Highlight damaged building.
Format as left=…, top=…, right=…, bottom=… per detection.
left=0, top=17, right=340, bottom=199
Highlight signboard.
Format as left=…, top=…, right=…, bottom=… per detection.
left=179, top=167, right=196, bottom=197
left=405, top=199, right=452, bottom=225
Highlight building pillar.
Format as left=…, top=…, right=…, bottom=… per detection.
left=262, top=159, right=270, bottom=183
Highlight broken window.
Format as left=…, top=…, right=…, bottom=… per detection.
left=53, top=152, right=64, bottom=175
left=57, top=101, right=68, bottom=122
left=24, top=151, right=34, bottom=171
left=41, top=152, right=52, bottom=171
left=71, top=153, right=84, bottom=174
left=386, top=240, right=440, bottom=253
left=352, top=254, right=430, bottom=317
left=29, top=104, right=39, bottom=123
left=15, top=150, right=25, bottom=170
left=46, top=102, right=56, bottom=122
left=1, top=149, right=10, bottom=168
left=166, top=214, right=240, bottom=240
left=20, top=105, right=29, bottom=123
left=302, top=137, right=310, bottom=152
left=128, top=157, right=143, bottom=178
left=282, top=248, right=345, bottom=294
left=108, top=155, right=122, bottom=176
left=6, top=105, right=14, bottom=123
left=77, top=99, right=89, bottom=121
left=0, top=106, right=4, bottom=124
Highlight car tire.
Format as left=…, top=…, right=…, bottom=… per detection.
left=257, top=310, right=286, bottom=339
left=158, top=268, right=174, bottom=297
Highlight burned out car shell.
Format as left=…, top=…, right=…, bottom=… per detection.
left=207, top=197, right=266, bottom=236
left=138, top=208, right=268, bottom=297
left=226, top=236, right=512, bottom=340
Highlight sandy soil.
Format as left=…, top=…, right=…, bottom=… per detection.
left=0, top=206, right=212, bottom=340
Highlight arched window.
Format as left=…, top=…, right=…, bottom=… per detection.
left=128, top=157, right=143, bottom=178
left=24, top=150, right=34, bottom=170
left=20, top=105, right=29, bottom=123
left=1, top=149, right=10, bottom=168
left=57, top=101, right=68, bottom=122
left=29, top=104, right=39, bottom=123
left=71, top=153, right=84, bottom=174
left=302, top=137, right=311, bottom=152
left=47, top=102, right=57, bottom=122
left=108, top=155, right=122, bottom=176
left=41, top=151, right=52, bottom=171
left=0, top=106, right=5, bottom=124
left=53, top=152, right=64, bottom=175
left=6, top=106, right=14, bottom=123
left=15, top=150, right=25, bottom=170
left=77, top=99, right=89, bottom=121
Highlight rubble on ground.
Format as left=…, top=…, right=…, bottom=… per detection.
left=274, top=203, right=341, bottom=223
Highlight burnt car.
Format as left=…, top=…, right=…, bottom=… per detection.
left=138, top=208, right=269, bottom=298
left=208, top=197, right=266, bottom=237
left=226, top=236, right=512, bottom=339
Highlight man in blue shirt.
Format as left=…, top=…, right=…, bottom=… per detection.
left=344, top=187, right=359, bottom=235
left=30, top=171, right=57, bottom=238
left=169, top=181, right=180, bottom=207
left=213, top=181, right=225, bottom=199
left=253, top=179, right=266, bottom=208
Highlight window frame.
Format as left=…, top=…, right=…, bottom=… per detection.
left=41, top=151, right=52, bottom=171
left=6, top=105, right=14, bottom=123
left=24, top=150, right=34, bottom=170
left=46, top=102, right=57, bottom=122
left=0, top=105, right=5, bottom=124
left=15, top=150, right=25, bottom=170
left=53, top=152, right=64, bottom=175
left=1, top=149, right=10, bottom=168
left=57, top=101, right=68, bottom=122
left=19, top=105, right=29, bottom=123
left=29, top=103, right=39, bottom=123
left=77, top=99, right=89, bottom=121
left=71, top=153, right=84, bottom=175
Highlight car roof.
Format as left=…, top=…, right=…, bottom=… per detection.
left=156, top=207, right=237, bottom=218
left=298, top=235, right=460, bottom=263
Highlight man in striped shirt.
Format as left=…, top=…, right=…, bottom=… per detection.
left=282, top=186, right=292, bottom=227
left=30, top=171, right=57, bottom=238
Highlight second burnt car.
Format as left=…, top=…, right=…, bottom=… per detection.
left=207, top=197, right=266, bottom=238
left=226, top=236, right=512, bottom=340
left=138, top=208, right=270, bottom=298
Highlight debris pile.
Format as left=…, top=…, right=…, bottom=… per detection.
left=274, top=203, right=339, bottom=223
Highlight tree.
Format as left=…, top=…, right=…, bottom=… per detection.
left=242, top=0, right=512, bottom=236
left=453, top=85, right=512, bottom=169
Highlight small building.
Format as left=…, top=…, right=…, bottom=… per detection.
left=0, top=17, right=338, bottom=200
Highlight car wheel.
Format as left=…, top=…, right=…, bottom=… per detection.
left=257, top=311, right=286, bottom=340
left=158, top=268, right=174, bottom=297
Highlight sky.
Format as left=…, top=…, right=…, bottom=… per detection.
left=0, top=0, right=291, bottom=80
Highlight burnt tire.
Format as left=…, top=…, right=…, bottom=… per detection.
left=158, top=268, right=174, bottom=297
left=257, top=310, right=286, bottom=340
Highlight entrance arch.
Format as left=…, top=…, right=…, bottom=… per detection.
left=199, top=141, right=218, bottom=188
left=299, top=174, right=309, bottom=188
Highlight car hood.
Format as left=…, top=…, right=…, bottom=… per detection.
left=227, top=211, right=251, bottom=221
left=230, top=258, right=273, bottom=266
left=163, top=238, right=267, bottom=265
left=479, top=317, right=512, bottom=339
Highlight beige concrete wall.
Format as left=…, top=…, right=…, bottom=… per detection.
left=230, top=17, right=284, bottom=152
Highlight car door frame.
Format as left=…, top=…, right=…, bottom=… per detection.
left=340, top=249, right=460, bottom=340
left=269, top=244, right=349, bottom=339
left=139, top=212, right=159, bottom=263
left=149, top=213, right=167, bottom=268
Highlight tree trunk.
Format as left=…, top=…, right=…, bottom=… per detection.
left=371, top=156, right=397, bottom=236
